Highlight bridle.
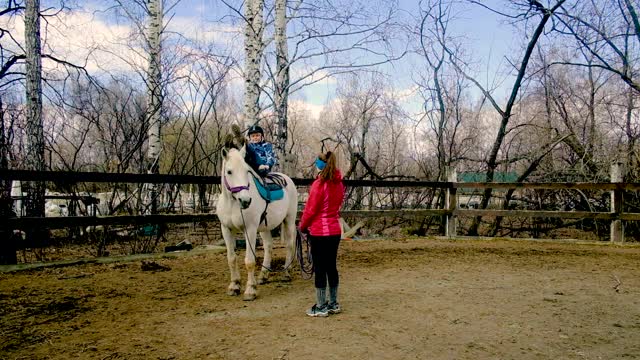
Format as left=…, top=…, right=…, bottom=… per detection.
left=223, top=174, right=250, bottom=195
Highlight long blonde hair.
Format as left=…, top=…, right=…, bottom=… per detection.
left=318, top=151, right=339, bottom=181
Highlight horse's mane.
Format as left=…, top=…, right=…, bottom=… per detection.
left=224, top=124, right=246, bottom=150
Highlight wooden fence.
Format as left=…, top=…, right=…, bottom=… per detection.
left=1, top=164, right=639, bottom=244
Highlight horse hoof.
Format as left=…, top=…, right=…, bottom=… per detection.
left=227, top=286, right=240, bottom=296
left=258, top=272, right=269, bottom=285
left=243, top=293, right=257, bottom=301
left=227, top=288, right=240, bottom=296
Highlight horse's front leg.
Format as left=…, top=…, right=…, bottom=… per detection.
left=243, top=227, right=259, bottom=301
left=257, top=230, right=274, bottom=285
left=221, top=225, right=240, bottom=296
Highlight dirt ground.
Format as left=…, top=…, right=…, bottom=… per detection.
left=1, top=237, right=640, bottom=360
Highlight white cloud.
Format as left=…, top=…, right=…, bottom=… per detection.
left=167, top=16, right=241, bottom=46
left=289, top=99, right=326, bottom=121
left=2, top=8, right=244, bottom=78
left=2, top=10, right=147, bottom=75
left=386, top=85, right=420, bottom=101
left=290, top=66, right=338, bottom=87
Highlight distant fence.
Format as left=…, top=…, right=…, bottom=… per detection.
left=1, top=164, right=639, bottom=244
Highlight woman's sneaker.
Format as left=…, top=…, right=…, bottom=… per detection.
left=327, top=302, right=341, bottom=314
left=306, top=304, right=329, bottom=317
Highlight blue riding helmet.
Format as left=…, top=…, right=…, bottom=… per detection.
left=248, top=125, right=264, bottom=136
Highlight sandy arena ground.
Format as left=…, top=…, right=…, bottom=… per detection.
left=1, top=237, right=639, bottom=360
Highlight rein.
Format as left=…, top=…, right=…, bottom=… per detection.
left=238, top=205, right=296, bottom=274
left=296, top=229, right=314, bottom=280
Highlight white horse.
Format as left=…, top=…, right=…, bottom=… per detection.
left=216, top=145, right=298, bottom=301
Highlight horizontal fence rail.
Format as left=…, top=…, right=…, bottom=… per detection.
left=6, top=209, right=639, bottom=230
left=457, top=209, right=640, bottom=221
left=455, top=182, right=640, bottom=191
left=2, top=169, right=639, bottom=242
left=0, top=170, right=450, bottom=188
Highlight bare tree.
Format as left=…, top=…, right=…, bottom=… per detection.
left=1, top=1, right=94, bottom=92
left=282, top=102, right=322, bottom=177
left=1, top=1, right=97, bottom=247
left=0, top=94, right=17, bottom=263
left=484, top=38, right=630, bottom=236
left=106, top=0, right=194, bottom=216
left=0, top=98, right=12, bottom=172
left=554, top=0, right=640, bottom=94
left=415, top=0, right=454, bottom=181
left=450, top=0, right=566, bottom=235
left=552, top=0, right=640, bottom=176
left=48, top=90, right=94, bottom=171
left=0, top=1, right=26, bottom=89
left=322, top=73, right=414, bottom=209
left=411, top=0, right=484, bottom=234
left=162, top=49, right=237, bottom=211
left=220, top=0, right=404, bottom=172
left=24, top=0, right=46, bottom=245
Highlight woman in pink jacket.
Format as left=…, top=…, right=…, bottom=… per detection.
left=299, top=151, right=345, bottom=317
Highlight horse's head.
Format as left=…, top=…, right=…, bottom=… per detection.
left=222, top=145, right=252, bottom=209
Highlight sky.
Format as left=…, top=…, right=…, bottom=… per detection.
left=143, top=0, right=515, bottom=100
left=270, top=0, right=517, bottom=116
left=5, top=0, right=520, bottom=119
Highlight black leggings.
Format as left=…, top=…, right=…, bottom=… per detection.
left=310, top=234, right=341, bottom=289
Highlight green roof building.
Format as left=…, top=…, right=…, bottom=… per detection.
left=458, top=172, right=519, bottom=183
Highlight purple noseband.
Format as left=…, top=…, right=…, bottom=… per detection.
left=224, top=175, right=250, bottom=194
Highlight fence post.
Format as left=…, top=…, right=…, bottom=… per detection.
left=610, top=162, right=624, bottom=243
left=445, top=166, right=457, bottom=237
left=0, top=196, right=18, bottom=265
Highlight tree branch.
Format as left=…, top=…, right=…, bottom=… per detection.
left=0, top=54, right=25, bottom=80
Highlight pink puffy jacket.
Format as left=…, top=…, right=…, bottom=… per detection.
left=299, top=170, right=345, bottom=237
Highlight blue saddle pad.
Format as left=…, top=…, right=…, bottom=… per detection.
left=253, top=175, right=284, bottom=202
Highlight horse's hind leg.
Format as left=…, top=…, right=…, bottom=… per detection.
left=281, top=217, right=297, bottom=282
left=221, top=226, right=240, bottom=296
left=257, top=230, right=274, bottom=285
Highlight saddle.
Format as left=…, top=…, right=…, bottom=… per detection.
left=252, top=173, right=287, bottom=203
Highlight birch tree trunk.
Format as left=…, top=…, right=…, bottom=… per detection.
left=24, top=0, right=46, bottom=226
left=244, top=0, right=265, bottom=126
left=274, top=0, right=290, bottom=173
left=146, top=0, right=162, bottom=215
